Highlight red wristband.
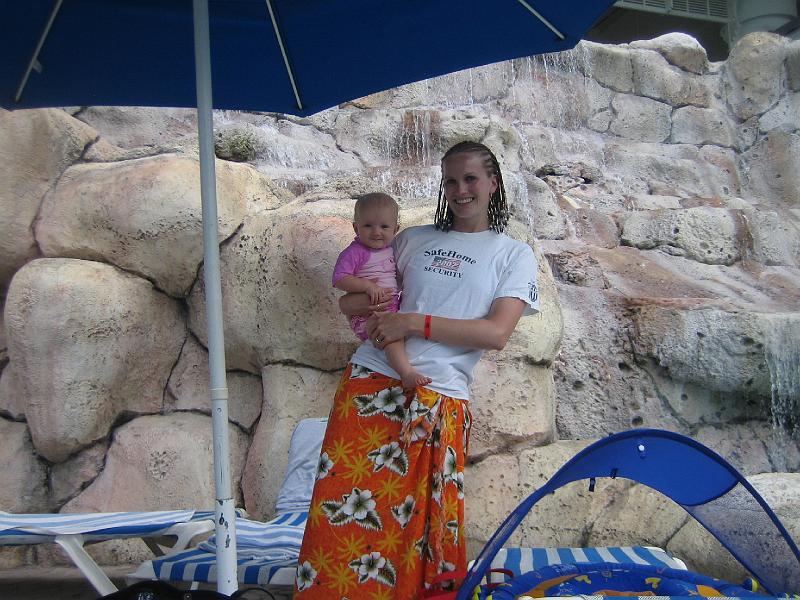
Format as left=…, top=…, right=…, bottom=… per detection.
left=424, top=314, right=432, bottom=340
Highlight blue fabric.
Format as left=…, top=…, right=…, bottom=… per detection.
left=482, top=546, right=686, bottom=583
left=459, top=429, right=800, bottom=599
left=1, top=0, right=616, bottom=115
left=485, top=562, right=763, bottom=599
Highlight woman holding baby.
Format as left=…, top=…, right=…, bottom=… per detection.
left=295, top=141, right=540, bottom=600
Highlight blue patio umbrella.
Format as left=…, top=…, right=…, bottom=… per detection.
left=1, top=0, right=616, bottom=593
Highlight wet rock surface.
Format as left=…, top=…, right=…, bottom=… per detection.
left=1, top=33, right=798, bottom=577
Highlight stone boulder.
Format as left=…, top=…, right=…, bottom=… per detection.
left=188, top=200, right=364, bottom=373
left=0, top=109, right=96, bottom=290
left=630, top=33, right=710, bottom=75
left=0, top=362, right=26, bottom=420
left=608, top=94, right=672, bottom=143
left=50, top=442, right=108, bottom=507
left=62, top=412, right=249, bottom=565
left=523, top=175, right=566, bottom=240
left=4, top=259, right=184, bottom=462
left=759, top=92, right=800, bottom=134
left=602, top=142, right=742, bottom=199
left=743, top=131, right=800, bottom=205
left=37, top=154, right=284, bottom=297
left=215, top=118, right=362, bottom=176
left=467, top=233, right=563, bottom=455
left=64, top=412, right=248, bottom=511
left=619, top=207, right=745, bottom=265
left=242, top=364, right=338, bottom=519
left=584, top=480, right=687, bottom=549
left=630, top=49, right=711, bottom=107
left=0, top=419, right=48, bottom=512
left=579, top=42, right=634, bottom=93
left=724, top=33, right=788, bottom=120
left=74, top=106, right=197, bottom=149
left=464, top=452, right=528, bottom=555
left=672, top=106, right=736, bottom=148
left=167, top=334, right=262, bottom=430
left=630, top=306, right=782, bottom=400
left=469, top=361, right=555, bottom=459
left=513, top=441, right=599, bottom=549
left=745, top=209, right=800, bottom=266
left=548, top=281, right=686, bottom=439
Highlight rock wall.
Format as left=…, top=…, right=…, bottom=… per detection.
left=1, top=32, right=799, bottom=580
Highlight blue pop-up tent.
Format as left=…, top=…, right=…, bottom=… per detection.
left=459, top=428, right=800, bottom=599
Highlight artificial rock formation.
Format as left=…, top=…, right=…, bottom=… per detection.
left=0, top=32, right=798, bottom=577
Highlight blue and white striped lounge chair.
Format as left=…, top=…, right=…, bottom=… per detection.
left=0, top=509, right=222, bottom=595
left=128, top=417, right=328, bottom=591
left=129, top=511, right=308, bottom=588
left=478, top=545, right=687, bottom=584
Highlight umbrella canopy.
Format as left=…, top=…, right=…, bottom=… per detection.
left=1, top=0, right=616, bottom=593
left=2, top=0, right=615, bottom=114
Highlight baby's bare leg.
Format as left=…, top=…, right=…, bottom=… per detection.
left=384, top=339, right=432, bottom=389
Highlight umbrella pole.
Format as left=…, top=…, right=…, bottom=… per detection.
left=192, top=0, right=239, bottom=594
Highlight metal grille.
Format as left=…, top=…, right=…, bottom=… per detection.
left=616, top=0, right=729, bottom=22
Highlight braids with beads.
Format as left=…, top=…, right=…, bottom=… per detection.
left=434, top=141, right=509, bottom=233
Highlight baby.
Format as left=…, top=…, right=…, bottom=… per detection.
left=332, top=192, right=431, bottom=389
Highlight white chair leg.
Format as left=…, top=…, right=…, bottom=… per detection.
left=55, top=534, right=118, bottom=596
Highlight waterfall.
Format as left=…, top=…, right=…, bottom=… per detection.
left=763, top=316, right=800, bottom=439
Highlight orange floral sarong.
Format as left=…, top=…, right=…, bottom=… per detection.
left=294, top=363, right=472, bottom=600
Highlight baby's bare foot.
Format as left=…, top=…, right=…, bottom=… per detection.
left=400, top=370, right=432, bottom=390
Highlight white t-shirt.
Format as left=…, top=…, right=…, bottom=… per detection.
left=351, top=225, right=540, bottom=400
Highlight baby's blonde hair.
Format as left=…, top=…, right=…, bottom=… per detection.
left=354, top=192, right=399, bottom=222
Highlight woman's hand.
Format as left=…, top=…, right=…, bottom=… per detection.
left=366, top=312, right=419, bottom=348
left=339, top=292, right=394, bottom=317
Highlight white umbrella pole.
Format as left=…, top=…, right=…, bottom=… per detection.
left=192, top=0, right=239, bottom=594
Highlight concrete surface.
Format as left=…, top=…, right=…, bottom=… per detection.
left=0, top=566, right=129, bottom=599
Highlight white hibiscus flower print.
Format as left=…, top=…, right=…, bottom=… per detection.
left=431, top=472, right=443, bottom=504
left=342, top=488, right=376, bottom=520
left=453, top=470, right=464, bottom=498
left=442, top=446, right=458, bottom=481
left=353, top=387, right=406, bottom=422
left=322, top=487, right=383, bottom=531
left=367, top=441, right=409, bottom=476
left=316, top=451, right=333, bottom=480
left=391, top=495, right=416, bottom=529
left=350, top=364, right=371, bottom=378
left=348, top=551, right=397, bottom=586
left=374, top=386, right=405, bottom=413
left=295, top=560, right=317, bottom=591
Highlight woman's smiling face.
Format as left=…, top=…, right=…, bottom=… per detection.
left=442, top=152, right=497, bottom=232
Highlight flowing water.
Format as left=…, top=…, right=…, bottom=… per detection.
left=764, top=317, right=800, bottom=441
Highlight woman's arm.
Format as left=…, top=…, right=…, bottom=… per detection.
left=367, top=297, right=527, bottom=351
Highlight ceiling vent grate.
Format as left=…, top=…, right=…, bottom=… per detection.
left=615, top=0, right=729, bottom=22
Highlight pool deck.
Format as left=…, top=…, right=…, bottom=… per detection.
left=0, top=566, right=129, bottom=600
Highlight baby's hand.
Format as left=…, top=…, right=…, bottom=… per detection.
left=376, top=287, right=396, bottom=303
left=365, top=282, right=385, bottom=304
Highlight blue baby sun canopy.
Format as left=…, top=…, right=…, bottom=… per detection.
left=459, top=429, right=800, bottom=599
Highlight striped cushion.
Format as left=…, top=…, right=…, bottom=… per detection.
left=484, top=546, right=686, bottom=582
left=0, top=510, right=197, bottom=544
left=148, top=511, right=307, bottom=586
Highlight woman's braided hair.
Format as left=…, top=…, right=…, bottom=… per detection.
left=434, top=141, right=509, bottom=233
